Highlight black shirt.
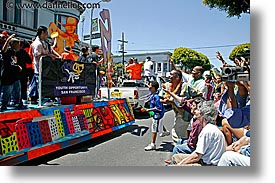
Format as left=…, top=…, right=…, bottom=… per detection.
left=1, top=48, right=21, bottom=85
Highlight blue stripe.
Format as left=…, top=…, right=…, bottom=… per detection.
left=112, top=121, right=135, bottom=131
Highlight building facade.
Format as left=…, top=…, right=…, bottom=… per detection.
left=0, top=0, right=84, bottom=42
left=113, top=51, right=172, bottom=78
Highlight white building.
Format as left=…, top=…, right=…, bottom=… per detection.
left=113, top=51, right=172, bottom=78
left=0, top=0, right=84, bottom=42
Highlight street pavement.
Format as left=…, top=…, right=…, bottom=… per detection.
left=20, top=110, right=175, bottom=166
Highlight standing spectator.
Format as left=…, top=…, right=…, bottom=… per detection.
left=0, top=35, right=22, bottom=110
left=171, top=101, right=226, bottom=166
left=204, top=74, right=213, bottom=100
left=77, top=45, right=103, bottom=98
left=77, top=46, right=90, bottom=63
left=0, top=33, right=7, bottom=49
left=15, top=40, right=32, bottom=106
left=161, top=70, right=201, bottom=144
left=28, top=25, right=50, bottom=104
left=90, top=45, right=104, bottom=65
left=143, top=56, right=154, bottom=83
left=125, top=58, right=143, bottom=80
left=144, top=81, right=166, bottom=151
left=0, top=33, right=6, bottom=93
left=90, top=45, right=104, bottom=98
left=189, top=66, right=207, bottom=98
left=169, top=59, right=207, bottom=98
left=125, top=58, right=134, bottom=79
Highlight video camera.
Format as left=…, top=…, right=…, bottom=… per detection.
left=221, top=66, right=250, bottom=82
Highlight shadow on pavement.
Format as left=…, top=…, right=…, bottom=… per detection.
left=130, top=125, right=149, bottom=136
left=156, top=141, right=174, bottom=152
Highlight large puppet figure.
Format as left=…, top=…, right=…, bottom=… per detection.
left=49, top=17, right=80, bottom=61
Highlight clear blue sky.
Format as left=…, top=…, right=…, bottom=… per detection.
left=78, top=0, right=250, bottom=68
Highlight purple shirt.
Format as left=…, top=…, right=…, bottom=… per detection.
left=187, top=118, right=203, bottom=148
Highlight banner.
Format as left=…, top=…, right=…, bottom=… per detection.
left=92, top=18, right=99, bottom=32
left=41, top=56, right=96, bottom=97
left=99, top=9, right=112, bottom=88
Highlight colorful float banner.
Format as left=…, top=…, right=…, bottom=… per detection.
left=0, top=99, right=135, bottom=165
left=40, top=56, right=96, bottom=97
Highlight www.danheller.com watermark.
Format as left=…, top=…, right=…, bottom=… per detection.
left=6, top=0, right=101, bottom=9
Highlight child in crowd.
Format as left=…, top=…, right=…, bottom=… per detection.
left=144, top=81, right=166, bottom=151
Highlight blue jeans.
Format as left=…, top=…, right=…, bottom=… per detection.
left=1, top=80, right=21, bottom=107
left=28, top=73, right=39, bottom=98
left=172, top=139, right=195, bottom=155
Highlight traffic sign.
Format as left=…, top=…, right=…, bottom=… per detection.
left=84, top=33, right=101, bottom=40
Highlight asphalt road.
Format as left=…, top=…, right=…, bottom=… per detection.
left=20, top=110, right=175, bottom=166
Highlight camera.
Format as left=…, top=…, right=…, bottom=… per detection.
left=221, top=66, right=250, bottom=82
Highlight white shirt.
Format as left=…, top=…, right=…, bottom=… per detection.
left=32, top=36, right=49, bottom=74
left=144, top=60, right=154, bottom=76
left=195, top=123, right=226, bottom=165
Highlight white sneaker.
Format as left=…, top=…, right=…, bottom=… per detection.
left=159, top=131, right=170, bottom=137
left=144, top=143, right=156, bottom=151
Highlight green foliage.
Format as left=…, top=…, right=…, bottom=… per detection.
left=114, top=62, right=124, bottom=76
left=202, top=0, right=250, bottom=18
left=229, top=43, right=250, bottom=61
left=171, top=47, right=211, bottom=71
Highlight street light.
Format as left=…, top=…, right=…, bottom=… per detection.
left=90, top=0, right=111, bottom=49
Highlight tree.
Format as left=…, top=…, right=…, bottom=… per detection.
left=202, top=0, right=250, bottom=18
left=171, top=47, right=211, bottom=71
left=229, top=43, right=250, bottom=61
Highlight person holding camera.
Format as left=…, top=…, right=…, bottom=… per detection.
left=216, top=51, right=250, bottom=129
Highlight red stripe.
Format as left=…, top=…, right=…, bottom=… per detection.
left=92, top=128, right=113, bottom=138
left=27, top=144, right=61, bottom=160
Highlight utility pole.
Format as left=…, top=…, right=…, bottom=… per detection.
left=118, top=32, right=128, bottom=75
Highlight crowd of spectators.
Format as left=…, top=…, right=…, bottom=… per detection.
left=143, top=51, right=250, bottom=166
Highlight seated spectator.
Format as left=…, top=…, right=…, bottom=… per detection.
left=218, top=81, right=250, bottom=128
left=220, top=118, right=250, bottom=150
left=161, top=96, right=204, bottom=164
left=218, top=131, right=250, bottom=166
left=170, top=101, right=226, bottom=166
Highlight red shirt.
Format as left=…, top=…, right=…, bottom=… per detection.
left=126, top=62, right=143, bottom=80
left=61, top=52, right=75, bottom=61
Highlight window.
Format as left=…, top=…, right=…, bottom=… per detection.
left=6, top=0, right=15, bottom=22
left=157, top=63, right=161, bottom=72
left=21, top=8, right=34, bottom=28
left=163, top=63, right=168, bottom=72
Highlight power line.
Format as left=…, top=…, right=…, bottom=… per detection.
left=124, top=44, right=240, bottom=52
